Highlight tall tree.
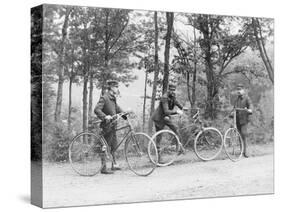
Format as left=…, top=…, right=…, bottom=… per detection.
left=94, top=9, right=138, bottom=94
left=192, top=15, right=251, bottom=119
left=142, top=70, right=148, bottom=130
left=54, top=7, right=72, bottom=122
left=251, top=18, right=274, bottom=84
left=88, top=71, right=94, bottom=124
left=148, top=11, right=160, bottom=134
left=162, top=12, right=174, bottom=94
left=67, top=47, right=75, bottom=130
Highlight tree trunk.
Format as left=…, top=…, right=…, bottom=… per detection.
left=186, top=71, right=191, bottom=104
left=67, top=75, right=73, bottom=130
left=162, top=12, right=174, bottom=94
left=82, top=72, right=89, bottom=132
left=199, top=17, right=218, bottom=119
left=142, top=71, right=148, bottom=131
left=54, top=8, right=71, bottom=122
left=148, top=11, right=159, bottom=134
left=191, top=22, right=197, bottom=109
left=252, top=18, right=274, bottom=84
left=205, top=63, right=218, bottom=119
left=101, top=10, right=110, bottom=96
left=88, top=72, right=94, bottom=125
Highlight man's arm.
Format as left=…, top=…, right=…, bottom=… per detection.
left=116, top=103, right=123, bottom=114
left=246, top=96, right=253, bottom=114
left=94, top=96, right=107, bottom=120
left=175, top=99, right=183, bottom=110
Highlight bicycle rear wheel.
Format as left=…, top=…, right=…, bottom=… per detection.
left=125, top=132, right=157, bottom=176
left=69, top=132, right=106, bottom=176
left=224, top=128, right=244, bottom=162
left=150, top=130, right=180, bottom=167
left=194, top=127, right=223, bottom=161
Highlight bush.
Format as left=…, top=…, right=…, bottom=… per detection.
left=44, top=122, right=74, bottom=162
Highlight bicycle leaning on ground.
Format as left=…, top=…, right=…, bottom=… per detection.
left=148, top=108, right=224, bottom=167
left=69, top=112, right=158, bottom=177
left=223, top=107, right=251, bottom=162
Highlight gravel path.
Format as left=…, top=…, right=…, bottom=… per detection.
left=42, top=152, right=274, bottom=208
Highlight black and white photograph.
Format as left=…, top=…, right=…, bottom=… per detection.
left=31, top=2, right=274, bottom=209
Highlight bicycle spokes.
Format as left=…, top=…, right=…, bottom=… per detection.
left=125, top=133, right=157, bottom=176
left=194, top=128, right=223, bottom=161
left=69, top=133, right=104, bottom=176
left=223, top=128, right=243, bottom=162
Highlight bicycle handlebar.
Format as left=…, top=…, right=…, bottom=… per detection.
left=171, top=108, right=200, bottom=121
left=234, top=107, right=249, bottom=111
left=90, top=112, right=132, bottom=125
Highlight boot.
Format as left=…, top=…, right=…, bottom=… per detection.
left=100, top=154, right=114, bottom=174
left=111, top=162, right=122, bottom=171
left=242, top=138, right=249, bottom=158
left=157, top=149, right=165, bottom=165
left=111, top=153, right=122, bottom=171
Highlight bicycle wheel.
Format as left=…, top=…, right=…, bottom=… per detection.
left=125, top=132, right=158, bottom=176
left=223, top=128, right=244, bottom=162
left=69, top=132, right=106, bottom=176
left=150, top=130, right=180, bottom=167
left=194, top=127, right=223, bottom=161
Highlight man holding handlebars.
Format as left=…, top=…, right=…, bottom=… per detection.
left=151, top=83, right=184, bottom=162
left=94, top=80, right=123, bottom=174
left=234, top=83, right=253, bottom=158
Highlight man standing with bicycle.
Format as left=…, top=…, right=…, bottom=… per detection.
left=151, top=83, right=184, bottom=162
left=94, top=80, right=123, bottom=174
left=234, top=84, right=253, bottom=158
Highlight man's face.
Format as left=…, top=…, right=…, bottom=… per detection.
left=237, top=88, right=245, bottom=96
left=168, top=89, right=176, bottom=97
left=110, top=86, right=119, bottom=96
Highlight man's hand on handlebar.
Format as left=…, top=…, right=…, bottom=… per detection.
left=246, top=108, right=253, bottom=114
left=105, top=115, right=112, bottom=121
left=176, top=109, right=184, bottom=115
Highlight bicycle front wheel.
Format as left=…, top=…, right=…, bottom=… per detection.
left=125, top=132, right=158, bottom=176
left=151, top=130, right=181, bottom=167
left=224, top=128, right=244, bottom=162
left=69, top=132, right=106, bottom=176
left=194, top=127, right=223, bottom=161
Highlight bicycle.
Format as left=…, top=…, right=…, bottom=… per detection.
left=148, top=108, right=223, bottom=167
left=223, top=107, right=251, bottom=162
left=69, top=112, right=158, bottom=177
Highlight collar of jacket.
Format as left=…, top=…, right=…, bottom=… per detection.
left=106, top=91, right=116, bottom=101
left=238, top=95, right=245, bottom=100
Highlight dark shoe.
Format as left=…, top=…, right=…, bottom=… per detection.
left=177, top=145, right=186, bottom=155
left=158, top=155, right=165, bottom=164
left=111, top=163, right=122, bottom=171
left=100, top=168, right=114, bottom=174
left=243, top=152, right=249, bottom=158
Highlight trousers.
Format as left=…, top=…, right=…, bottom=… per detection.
left=236, top=123, right=248, bottom=154
left=154, top=116, right=181, bottom=151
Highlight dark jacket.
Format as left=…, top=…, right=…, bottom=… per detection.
left=235, top=95, right=253, bottom=125
left=94, top=92, right=123, bottom=122
left=151, top=92, right=183, bottom=122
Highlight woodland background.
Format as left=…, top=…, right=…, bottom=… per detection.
left=31, top=4, right=274, bottom=162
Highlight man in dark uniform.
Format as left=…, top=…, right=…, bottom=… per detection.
left=151, top=84, right=184, bottom=161
left=94, top=80, right=123, bottom=174
left=234, top=84, right=253, bottom=158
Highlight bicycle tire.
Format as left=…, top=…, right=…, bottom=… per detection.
left=125, top=132, right=158, bottom=176
left=150, top=129, right=181, bottom=167
left=69, top=132, right=107, bottom=176
left=194, top=127, right=223, bottom=161
left=223, top=128, right=244, bottom=162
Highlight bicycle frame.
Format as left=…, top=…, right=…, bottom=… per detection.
left=230, top=107, right=249, bottom=130
left=178, top=110, right=205, bottom=148
left=97, top=113, right=136, bottom=154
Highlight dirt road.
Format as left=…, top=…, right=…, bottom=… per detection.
left=43, top=153, right=274, bottom=208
